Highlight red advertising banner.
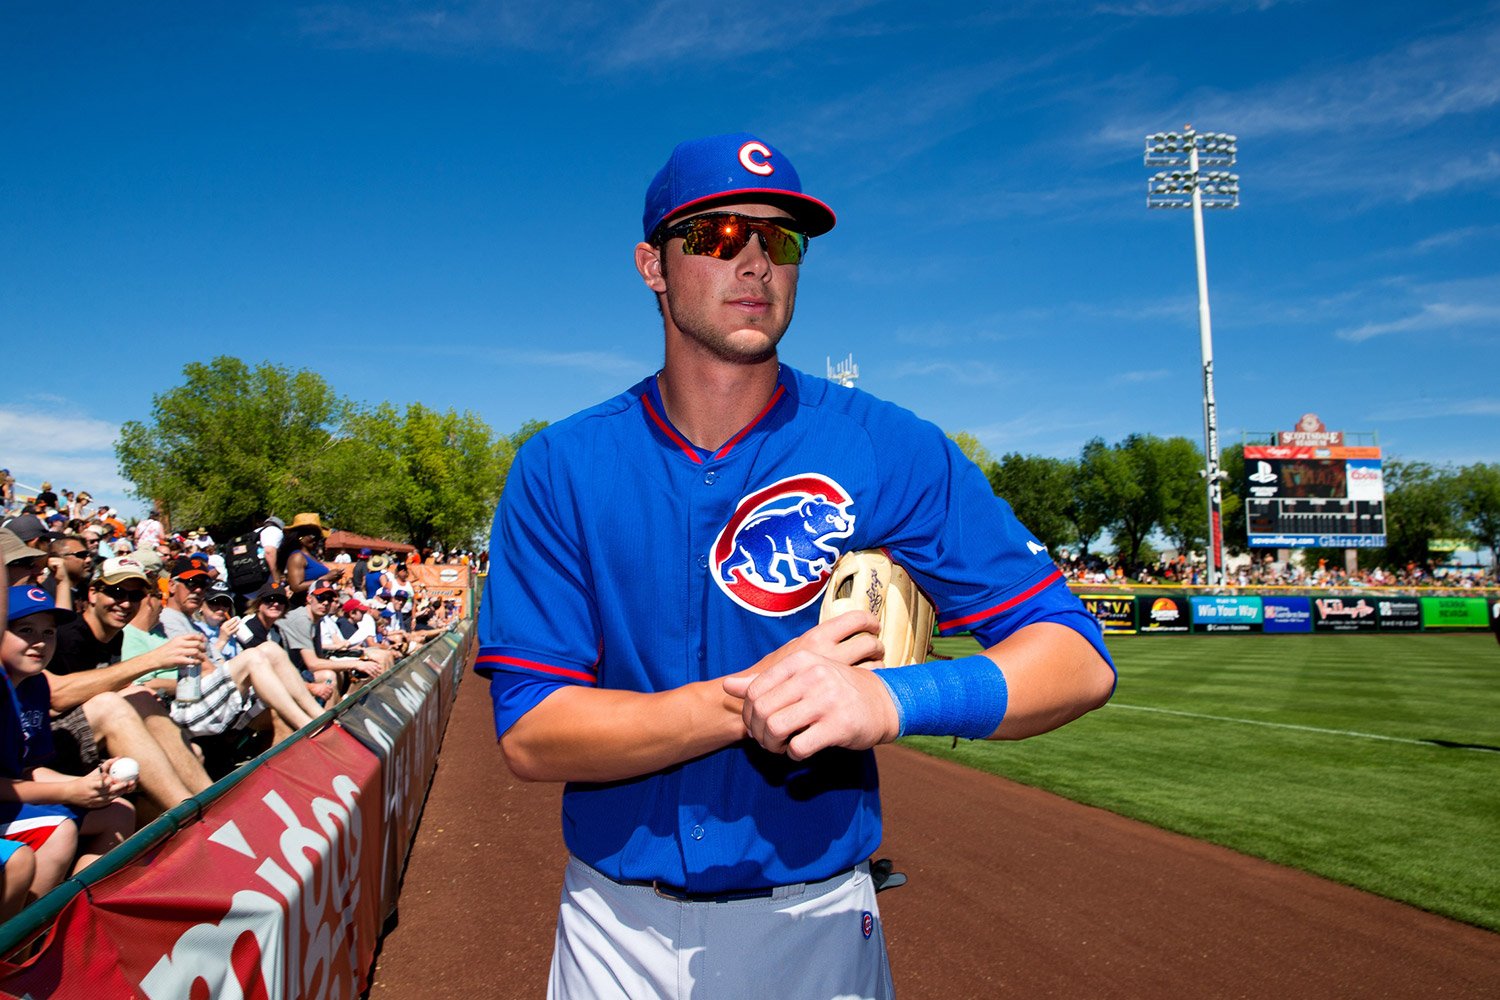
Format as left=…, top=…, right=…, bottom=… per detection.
left=1245, top=445, right=1381, bottom=460
left=0, top=725, right=386, bottom=998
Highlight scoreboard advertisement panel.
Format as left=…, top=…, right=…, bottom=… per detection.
left=1244, top=444, right=1386, bottom=548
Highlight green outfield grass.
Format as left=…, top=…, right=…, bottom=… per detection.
left=906, top=632, right=1500, bottom=931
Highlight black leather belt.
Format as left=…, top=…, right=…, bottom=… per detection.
left=645, top=881, right=779, bottom=904
left=622, top=862, right=869, bottom=904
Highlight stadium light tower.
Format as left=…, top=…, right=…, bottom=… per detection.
left=1145, top=126, right=1239, bottom=587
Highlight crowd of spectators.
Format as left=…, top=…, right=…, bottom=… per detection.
left=1058, top=550, right=1497, bottom=591
left=0, top=475, right=466, bottom=918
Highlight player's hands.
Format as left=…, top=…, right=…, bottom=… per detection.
left=722, top=611, right=899, bottom=760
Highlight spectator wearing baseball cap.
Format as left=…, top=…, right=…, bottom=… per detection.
left=45, top=556, right=213, bottom=812
left=1, top=584, right=137, bottom=905
left=2, top=514, right=56, bottom=551
left=155, top=564, right=325, bottom=745
left=280, top=582, right=387, bottom=690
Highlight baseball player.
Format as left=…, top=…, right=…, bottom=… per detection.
left=476, top=132, right=1117, bottom=999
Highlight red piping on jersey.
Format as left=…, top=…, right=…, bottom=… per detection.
left=713, top=384, right=786, bottom=460
left=476, top=654, right=598, bottom=685
left=938, top=569, right=1064, bottom=631
left=641, top=395, right=703, bottom=464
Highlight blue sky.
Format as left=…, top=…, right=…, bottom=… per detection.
left=2, top=1, right=1497, bottom=516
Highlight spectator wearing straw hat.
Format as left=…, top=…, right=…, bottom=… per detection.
left=279, top=513, right=331, bottom=609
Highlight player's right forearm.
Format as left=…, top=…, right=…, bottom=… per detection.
left=500, top=681, right=747, bottom=783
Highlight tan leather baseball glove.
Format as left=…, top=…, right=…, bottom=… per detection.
left=820, top=549, right=935, bottom=668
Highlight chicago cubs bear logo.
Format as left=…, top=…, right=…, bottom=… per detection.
left=711, top=473, right=855, bottom=616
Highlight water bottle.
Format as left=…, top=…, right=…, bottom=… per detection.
left=177, top=659, right=203, bottom=703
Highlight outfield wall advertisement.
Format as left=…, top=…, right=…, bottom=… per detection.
left=1376, top=598, right=1422, bottom=631
left=1262, top=596, right=1312, bottom=633
left=1137, top=595, right=1191, bottom=634
left=1420, top=597, right=1490, bottom=628
left=1313, top=597, right=1379, bottom=632
left=1067, top=590, right=1491, bottom=635
left=1190, top=596, right=1264, bottom=632
left=1082, top=595, right=1136, bottom=634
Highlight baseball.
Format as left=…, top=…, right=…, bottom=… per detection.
left=108, top=757, right=140, bottom=782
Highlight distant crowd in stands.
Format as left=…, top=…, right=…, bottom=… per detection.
left=0, top=473, right=471, bottom=919
left=1058, top=551, right=1497, bottom=590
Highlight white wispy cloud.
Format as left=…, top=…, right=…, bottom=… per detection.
left=594, top=0, right=882, bottom=70
left=1098, top=19, right=1500, bottom=146
left=1366, top=397, right=1500, bottom=421
left=0, top=408, right=133, bottom=506
left=889, top=359, right=1013, bottom=386
left=1335, top=301, right=1500, bottom=342
left=1091, top=0, right=1298, bottom=15
left=295, top=0, right=886, bottom=68
left=467, top=345, right=649, bottom=377
left=295, top=1, right=604, bottom=52
left=0, top=409, right=120, bottom=454
left=1110, top=368, right=1171, bottom=384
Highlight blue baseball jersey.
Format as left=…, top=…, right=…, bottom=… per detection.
left=477, top=365, right=1112, bottom=893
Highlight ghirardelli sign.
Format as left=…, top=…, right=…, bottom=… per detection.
left=1279, top=412, right=1344, bottom=447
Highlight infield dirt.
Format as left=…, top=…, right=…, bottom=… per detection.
left=368, top=673, right=1500, bottom=998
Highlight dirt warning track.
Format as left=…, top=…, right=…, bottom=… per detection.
left=369, top=674, right=1500, bottom=999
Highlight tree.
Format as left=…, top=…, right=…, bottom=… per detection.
left=353, top=402, right=511, bottom=551
left=1155, top=437, right=1208, bottom=557
left=986, top=453, right=1073, bottom=552
left=1455, top=462, right=1500, bottom=563
left=948, top=431, right=994, bottom=471
left=1380, top=459, right=1459, bottom=566
left=1067, top=439, right=1112, bottom=559
left=116, top=356, right=354, bottom=532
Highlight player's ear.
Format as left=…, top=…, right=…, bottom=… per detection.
left=635, top=241, right=667, bottom=293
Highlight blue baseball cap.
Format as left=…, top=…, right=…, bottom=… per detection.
left=642, top=132, right=836, bottom=241
left=6, top=585, right=76, bottom=624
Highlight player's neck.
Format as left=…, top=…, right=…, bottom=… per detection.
left=657, top=352, right=780, bottom=453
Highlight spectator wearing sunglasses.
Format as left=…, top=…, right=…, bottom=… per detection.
left=44, top=535, right=95, bottom=613
left=44, top=557, right=213, bottom=817
left=157, top=561, right=325, bottom=743
left=280, top=583, right=386, bottom=687
left=279, top=513, right=332, bottom=609
left=238, top=585, right=289, bottom=651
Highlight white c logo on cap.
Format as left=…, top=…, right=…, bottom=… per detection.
left=738, top=141, right=774, bottom=176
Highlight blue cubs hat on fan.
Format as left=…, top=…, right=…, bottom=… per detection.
left=642, top=132, right=836, bottom=241
left=7, top=584, right=76, bottom=624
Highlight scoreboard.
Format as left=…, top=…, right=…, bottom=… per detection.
left=1244, top=444, right=1386, bottom=548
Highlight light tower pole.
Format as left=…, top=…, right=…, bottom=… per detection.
left=1145, top=127, right=1239, bottom=587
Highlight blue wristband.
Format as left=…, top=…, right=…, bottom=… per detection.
left=875, top=655, right=1008, bottom=739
